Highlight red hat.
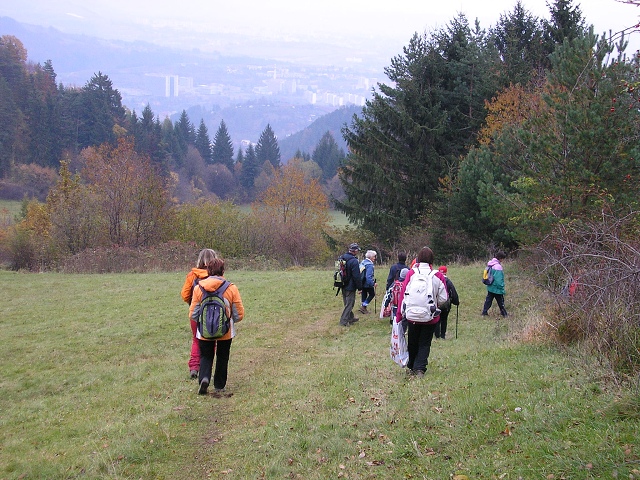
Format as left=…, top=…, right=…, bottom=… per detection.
left=438, top=265, right=447, bottom=274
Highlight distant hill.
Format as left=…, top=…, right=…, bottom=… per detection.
left=0, top=16, right=366, bottom=160
left=279, top=105, right=362, bottom=161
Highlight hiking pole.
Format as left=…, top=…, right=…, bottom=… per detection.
left=374, top=283, right=377, bottom=314
left=455, top=304, right=459, bottom=339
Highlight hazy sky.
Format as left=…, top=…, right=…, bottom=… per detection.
left=3, top=0, right=640, bottom=55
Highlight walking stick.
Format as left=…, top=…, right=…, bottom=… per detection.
left=455, top=304, right=459, bottom=339
left=374, top=283, right=377, bottom=314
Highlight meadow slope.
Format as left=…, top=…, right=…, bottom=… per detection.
left=0, top=265, right=638, bottom=479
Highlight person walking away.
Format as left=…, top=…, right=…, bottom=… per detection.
left=359, top=250, right=377, bottom=314
left=189, top=256, right=244, bottom=395
left=339, top=243, right=363, bottom=326
left=395, top=247, right=448, bottom=377
left=382, top=267, right=408, bottom=323
left=481, top=251, right=508, bottom=317
left=181, top=248, right=218, bottom=379
left=386, top=252, right=407, bottom=290
left=434, top=265, right=460, bottom=340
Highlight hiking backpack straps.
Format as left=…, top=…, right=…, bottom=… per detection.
left=402, top=265, right=441, bottom=323
left=192, top=279, right=231, bottom=339
left=333, top=255, right=348, bottom=296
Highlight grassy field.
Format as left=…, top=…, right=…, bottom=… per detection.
left=1, top=264, right=638, bottom=479
left=0, top=199, right=21, bottom=225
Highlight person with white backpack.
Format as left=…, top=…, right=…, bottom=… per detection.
left=394, top=246, right=448, bottom=377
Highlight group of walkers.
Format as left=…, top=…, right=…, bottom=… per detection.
left=337, top=243, right=508, bottom=377
left=179, top=243, right=508, bottom=396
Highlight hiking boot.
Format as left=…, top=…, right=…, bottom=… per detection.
left=190, top=370, right=198, bottom=379
left=198, top=377, right=209, bottom=395
left=414, top=370, right=425, bottom=378
left=359, top=306, right=368, bottom=314
left=481, top=312, right=488, bottom=316
left=349, top=317, right=359, bottom=324
left=501, top=311, right=508, bottom=317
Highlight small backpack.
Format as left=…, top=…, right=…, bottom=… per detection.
left=402, top=266, right=441, bottom=323
left=482, top=267, right=494, bottom=285
left=191, top=279, right=231, bottom=339
left=382, top=279, right=403, bottom=317
left=333, top=256, right=348, bottom=296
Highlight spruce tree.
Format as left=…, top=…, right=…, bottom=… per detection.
left=174, top=110, right=194, bottom=161
left=195, top=119, right=213, bottom=164
left=240, top=143, right=259, bottom=191
left=339, top=16, right=499, bottom=242
left=312, top=131, right=344, bottom=181
left=491, top=1, right=547, bottom=86
left=77, top=72, right=125, bottom=149
left=255, top=124, right=281, bottom=169
left=211, top=120, right=234, bottom=170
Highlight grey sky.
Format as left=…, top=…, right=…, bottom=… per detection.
left=3, top=0, right=640, bottom=57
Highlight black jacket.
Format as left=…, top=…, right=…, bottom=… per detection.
left=386, top=262, right=407, bottom=290
left=341, top=252, right=363, bottom=291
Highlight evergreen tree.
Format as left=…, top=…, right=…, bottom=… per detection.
left=161, top=117, right=181, bottom=168
left=544, top=0, right=587, bottom=48
left=255, top=124, right=281, bottom=169
left=174, top=110, right=194, bottom=162
left=235, top=146, right=244, bottom=165
left=339, top=16, right=499, bottom=242
left=0, top=76, right=18, bottom=177
left=77, top=72, right=125, bottom=149
left=0, top=35, right=29, bottom=174
left=211, top=120, right=234, bottom=170
left=240, top=143, right=259, bottom=191
left=25, top=60, right=62, bottom=168
left=491, top=1, right=547, bottom=86
left=195, top=119, right=213, bottom=164
left=311, top=131, right=344, bottom=181
left=135, top=104, right=164, bottom=169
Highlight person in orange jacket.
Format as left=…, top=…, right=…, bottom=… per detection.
left=189, top=256, right=245, bottom=396
left=181, top=248, right=218, bottom=379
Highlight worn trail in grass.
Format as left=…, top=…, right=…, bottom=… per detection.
left=0, top=268, right=638, bottom=479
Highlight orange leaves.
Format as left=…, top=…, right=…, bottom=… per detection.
left=478, top=84, right=544, bottom=146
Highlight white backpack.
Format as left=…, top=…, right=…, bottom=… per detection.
left=402, top=266, right=441, bottom=323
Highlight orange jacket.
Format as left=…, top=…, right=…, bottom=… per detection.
left=181, top=268, right=209, bottom=305
left=189, top=275, right=244, bottom=341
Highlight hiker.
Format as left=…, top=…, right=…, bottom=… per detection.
left=339, top=243, right=363, bottom=326
left=395, top=246, right=448, bottom=377
left=386, top=251, right=408, bottom=290
left=434, top=265, right=460, bottom=340
left=359, top=250, right=377, bottom=314
left=382, top=267, right=408, bottom=322
left=189, top=256, right=245, bottom=395
left=481, top=251, right=508, bottom=317
left=181, top=248, right=218, bottom=379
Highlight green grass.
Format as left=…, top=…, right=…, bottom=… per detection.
left=328, top=209, right=351, bottom=227
left=1, top=265, right=638, bottom=479
left=0, top=199, right=22, bottom=225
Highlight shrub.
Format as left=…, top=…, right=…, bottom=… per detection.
left=522, top=212, right=640, bottom=377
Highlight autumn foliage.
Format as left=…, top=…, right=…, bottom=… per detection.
left=253, top=162, right=330, bottom=265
